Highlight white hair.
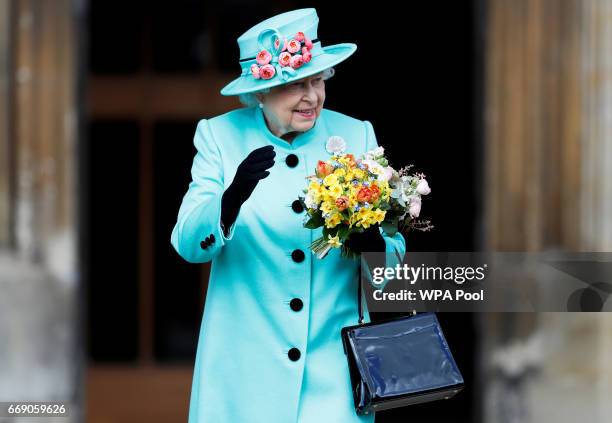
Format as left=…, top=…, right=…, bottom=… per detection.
left=238, top=66, right=336, bottom=108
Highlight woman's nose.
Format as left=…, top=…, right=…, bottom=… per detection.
left=302, top=83, right=317, bottom=102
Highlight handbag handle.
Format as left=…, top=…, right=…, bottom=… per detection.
left=358, top=256, right=365, bottom=325
left=357, top=253, right=416, bottom=325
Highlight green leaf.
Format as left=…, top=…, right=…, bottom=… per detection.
left=304, top=213, right=324, bottom=229
left=337, top=225, right=350, bottom=240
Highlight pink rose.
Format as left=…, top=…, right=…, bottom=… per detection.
left=259, top=64, right=276, bottom=80
left=250, top=64, right=261, bottom=79
left=256, top=50, right=272, bottom=65
left=304, top=37, right=313, bottom=50
left=416, top=179, right=431, bottom=195
left=302, top=50, right=312, bottom=63
left=273, top=37, right=283, bottom=51
left=295, top=31, right=305, bottom=42
left=290, top=54, right=304, bottom=69
left=287, top=39, right=301, bottom=54
left=409, top=196, right=422, bottom=218
left=278, top=52, right=292, bottom=67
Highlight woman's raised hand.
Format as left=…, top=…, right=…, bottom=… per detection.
left=232, top=145, right=276, bottom=194
left=221, top=145, right=276, bottom=232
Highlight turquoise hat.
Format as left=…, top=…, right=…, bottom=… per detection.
left=220, top=8, right=357, bottom=96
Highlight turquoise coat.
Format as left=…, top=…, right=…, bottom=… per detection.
left=171, top=105, right=406, bottom=422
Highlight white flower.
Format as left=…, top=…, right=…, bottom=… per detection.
left=304, top=193, right=317, bottom=209
left=377, top=166, right=394, bottom=182
left=416, top=179, right=431, bottom=195
left=409, top=196, right=422, bottom=218
left=364, top=146, right=385, bottom=160
left=361, top=158, right=383, bottom=175
left=326, top=136, right=346, bottom=154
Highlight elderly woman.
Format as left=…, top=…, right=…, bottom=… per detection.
left=171, top=8, right=405, bottom=423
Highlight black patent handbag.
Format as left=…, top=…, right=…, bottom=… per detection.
left=340, top=258, right=465, bottom=415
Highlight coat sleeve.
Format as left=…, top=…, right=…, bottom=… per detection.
left=363, top=120, right=407, bottom=292
left=170, top=118, right=236, bottom=263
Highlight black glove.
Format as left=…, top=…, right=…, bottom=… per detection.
left=344, top=226, right=386, bottom=254
left=221, top=145, right=275, bottom=234
left=346, top=226, right=387, bottom=278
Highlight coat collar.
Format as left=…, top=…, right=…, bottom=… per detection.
left=255, top=105, right=325, bottom=150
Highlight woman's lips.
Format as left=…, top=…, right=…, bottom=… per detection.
left=293, top=109, right=315, bottom=119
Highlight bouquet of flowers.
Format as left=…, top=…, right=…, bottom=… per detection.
left=301, top=137, right=433, bottom=259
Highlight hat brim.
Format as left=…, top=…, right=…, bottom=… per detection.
left=220, top=43, right=357, bottom=96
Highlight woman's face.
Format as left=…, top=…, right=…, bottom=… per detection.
left=258, top=72, right=326, bottom=137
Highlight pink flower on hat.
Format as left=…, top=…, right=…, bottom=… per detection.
left=249, top=29, right=313, bottom=80
left=256, top=50, right=272, bottom=65
left=290, top=54, right=304, bottom=69
left=250, top=64, right=261, bottom=79
left=287, top=39, right=301, bottom=54
left=278, top=52, right=292, bottom=67
left=304, top=37, right=313, bottom=50
left=273, top=37, right=283, bottom=50
left=259, top=64, right=276, bottom=79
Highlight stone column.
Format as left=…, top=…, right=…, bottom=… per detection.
left=482, top=0, right=612, bottom=422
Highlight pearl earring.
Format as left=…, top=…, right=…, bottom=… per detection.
left=258, top=103, right=263, bottom=109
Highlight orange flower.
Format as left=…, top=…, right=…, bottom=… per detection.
left=345, top=154, right=357, bottom=168
left=369, top=184, right=381, bottom=201
left=335, top=196, right=349, bottom=211
left=316, top=160, right=333, bottom=178
left=357, top=187, right=372, bottom=203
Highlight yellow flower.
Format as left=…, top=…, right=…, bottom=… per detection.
left=327, top=234, right=342, bottom=248
left=357, top=207, right=371, bottom=220
left=308, top=179, right=321, bottom=190
left=320, top=201, right=334, bottom=214
left=334, top=167, right=346, bottom=178
left=329, top=184, right=343, bottom=198
left=323, top=173, right=338, bottom=187
left=352, top=169, right=365, bottom=180
left=373, top=208, right=386, bottom=224
left=325, top=213, right=342, bottom=228
left=358, top=219, right=372, bottom=229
